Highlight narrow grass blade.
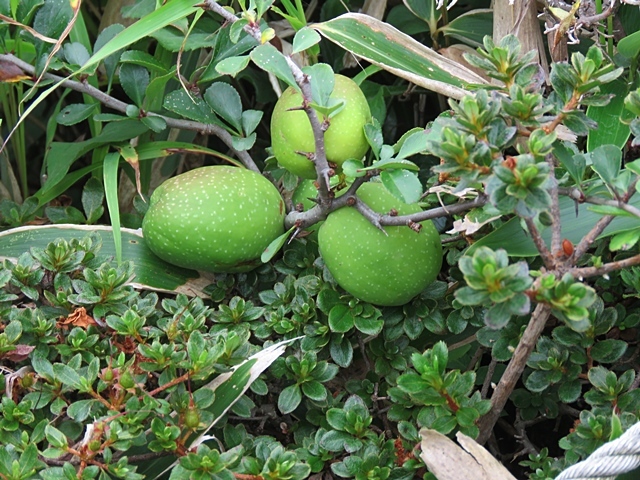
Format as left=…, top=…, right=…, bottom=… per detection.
left=103, top=151, right=122, bottom=264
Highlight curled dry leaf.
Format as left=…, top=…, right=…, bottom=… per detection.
left=0, top=58, right=30, bottom=83
left=58, top=307, right=98, bottom=329
left=1, top=345, right=35, bottom=362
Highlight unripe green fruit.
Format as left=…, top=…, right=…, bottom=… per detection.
left=103, top=367, right=114, bottom=382
left=88, top=440, right=102, bottom=452
left=271, top=74, right=371, bottom=179
left=142, top=166, right=285, bottom=273
left=292, top=179, right=319, bottom=211
left=318, top=183, right=443, bottom=306
left=184, top=407, right=200, bottom=429
left=119, top=370, right=135, bottom=389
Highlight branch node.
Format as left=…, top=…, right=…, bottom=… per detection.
left=408, top=221, right=422, bottom=233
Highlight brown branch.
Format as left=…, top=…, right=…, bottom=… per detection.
left=547, top=154, right=562, bottom=257
left=146, top=372, right=189, bottom=397
left=0, top=54, right=261, bottom=173
left=477, top=303, right=552, bottom=444
left=202, top=0, right=333, bottom=201
left=559, top=186, right=640, bottom=219
left=569, top=253, right=640, bottom=279
left=523, top=217, right=555, bottom=268
left=284, top=191, right=487, bottom=230
left=570, top=177, right=639, bottom=263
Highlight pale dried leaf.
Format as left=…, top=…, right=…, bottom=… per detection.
left=420, top=428, right=516, bottom=480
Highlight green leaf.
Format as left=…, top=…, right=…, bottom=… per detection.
left=120, top=50, right=170, bottom=74
left=261, top=226, right=295, bottom=263
left=328, top=304, right=355, bottom=333
left=397, top=373, right=429, bottom=394
left=242, top=110, right=263, bottom=136
left=81, top=177, right=104, bottom=224
left=45, top=425, right=68, bottom=449
left=215, top=55, right=251, bottom=77
left=305, top=63, right=335, bottom=108
left=555, top=141, right=585, bottom=184
left=439, top=9, right=493, bottom=48
left=342, top=159, right=366, bottom=177
left=119, top=64, right=150, bottom=107
left=301, top=380, right=326, bottom=401
left=63, top=42, right=90, bottom=67
left=292, top=26, right=321, bottom=54
left=455, top=406, right=479, bottom=427
left=591, top=144, right=622, bottom=185
left=590, top=339, right=628, bottom=363
left=163, top=89, right=222, bottom=125
left=618, top=29, right=640, bottom=59
left=66, top=400, right=98, bottom=422
left=610, top=228, right=640, bottom=251
left=314, top=13, right=487, bottom=99
left=469, top=187, right=640, bottom=256
left=53, top=363, right=82, bottom=389
left=141, top=116, right=167, bottom=133
left=56, top=103, right=98, bottom=126
left=558, top=379, right=582, bottom=403
left=0, top=225, right=206, bottom=295
left=330, top=336, right=353, bottom=368
left=380, top=169, right=422, bottom=204
left=41, top=120, right=149, bottom=197
left=396, top=130, right=428, bottom=159
left=320, top=430, right=360, bottom=452
left=354, top=316, right=384, bottom=336
left=525, top=370, right=553, bottom=393
left=203, top=82, right=243, bottom=133
left=187, top=330, right=205, bottom=363
left=250, top=43, right=298, bottom=90
left=103, top=152, right=122, bottom=265
left=587, top=80, right=632, bottom=152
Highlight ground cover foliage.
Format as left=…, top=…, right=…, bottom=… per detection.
left=2, top=0, right=640, bottom=479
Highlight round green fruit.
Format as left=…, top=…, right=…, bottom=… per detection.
left=142, top=166, right=285, bottom=273
left=318, top=182, right=442, bottom=306
left=271, top=74, right=371, bottom=179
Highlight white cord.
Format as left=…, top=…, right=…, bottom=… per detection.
left=556, top=422, right=640, bottom=480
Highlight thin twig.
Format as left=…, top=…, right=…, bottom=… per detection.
left=284, top=189, right=487, bottom=230
left=0, top=54, right=260, bottom=173
left=569, top=253, right=640, bottom=279
left=559, top=186, right=640, bottom=219
left=477, top=303, right=552, bottom=444
left=570, top=178, right=639, bottom=263
left=481, top=357, right=498, bottom=399
left=202, top=0, right=333, bottom=201
left=524, top=217, right=555, bottom=268
left=548, top=154, right=562, bottom=257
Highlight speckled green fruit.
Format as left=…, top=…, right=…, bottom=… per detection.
left=271, top=74, right=371, bottom=179
left=292, top=179, right=321, bottom=238
left=318, top=183, right=442, bottom=306
left=142, top=166, right=285, bottom=273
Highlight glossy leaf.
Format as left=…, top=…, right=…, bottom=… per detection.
left=250, top=43, right=298, bottom=90
left=381, top=169, right=422, bottom=204
left=587, top=80, right=632, bottom=152
left=56, top=103, right=98, bottom=126
left=469, top=192, right=640, bottom=256
left=292, top=26, right=321, bottom=54
left=314, top=13, right=488, bottom=99
left=0, top=225, right=205, bottom=296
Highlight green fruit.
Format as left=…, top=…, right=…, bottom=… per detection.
left=292, top=179, right=319, bottom=211
left=142, top=166, right=285, bottom=273
left=318, top=183, right=442, bottom=306
left=119, top=370, right=135, bottom=389
left=271, top=74, right=371, bottom=179
left=184, top=407, right=200, bottom=429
